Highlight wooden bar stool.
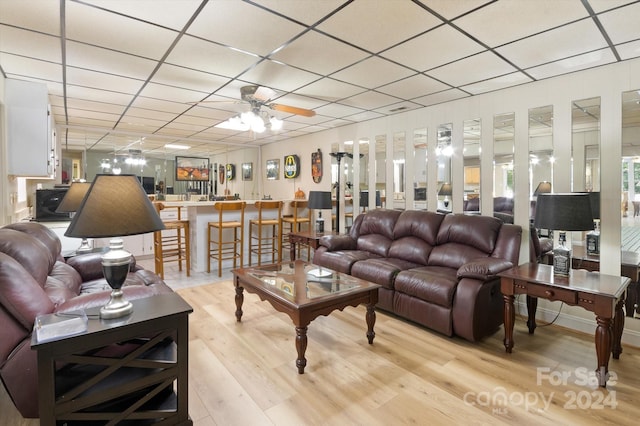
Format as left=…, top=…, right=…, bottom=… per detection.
left=208, top=201, right=246, bottom=276
left=281, top=200, right=310, bottom=260
left=153, top=203, right=190, bottom=279
left=249, top=200, right=283, bottom=266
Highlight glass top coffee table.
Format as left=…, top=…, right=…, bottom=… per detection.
left=232, top=260, right=380, bottom=373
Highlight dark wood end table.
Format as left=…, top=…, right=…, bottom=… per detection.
left=499, top=263, right=629, bottom=387
left=31, top=293, right=193, bottom=425
left=288, top=230, right=337, bottom=261
left=233, top=260, right=380, bottom=374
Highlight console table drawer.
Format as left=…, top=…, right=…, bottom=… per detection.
left=527, top=283, right=577, bottom=304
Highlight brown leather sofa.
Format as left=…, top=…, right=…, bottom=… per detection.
left=0, top=222, right=172, bottom=418
left=313, top=209, right=522, bottom=342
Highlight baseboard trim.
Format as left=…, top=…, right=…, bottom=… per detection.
left=514, top=300, right=640, bottom=349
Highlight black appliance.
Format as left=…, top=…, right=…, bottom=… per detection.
left=35, top=188, right=70, bottom=222
left=137, top=176, right=155, bottom=195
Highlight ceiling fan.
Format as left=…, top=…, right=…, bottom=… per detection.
left=238, top=85, right=316, bottom=118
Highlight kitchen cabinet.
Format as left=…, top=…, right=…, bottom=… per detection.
left=5, top=79, right=57, bottom=178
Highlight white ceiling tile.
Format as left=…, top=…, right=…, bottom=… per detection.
left=65, top=98, right=128, bottom=116
left=454, top=0, right=589, bottom=47
left=425, top=0, right=494, bottom=20
left=165, top=35, right=260, bottom=78
left=526, top=48, right=617, bottom=80
left=317, top=0, right=441, bottom=53
left=152, top=64, right=230, bottom=94
left=293, top=78, right=366, bottom=102
left=137, top=82, right=209, bottom=103
left=66, top=1, right=179, bottom=59
left=373, top=101, right=423, bottom=116
left=339, top=90, right=401, bottom=110
left=381, top=25, right=485, bottom=72
left=187, top=1, right=305, bottom=57
left=251, top=0, right=345, bottom=25
left=377, top=74, right=450, bottom=99
left=238, top=59, right=320, bottom=92
left=80, top=0, right=204, bottom=31
left=0, top=25, right=61, bottom=63
left=343, top=110, right=385, bottom=122
left=0, top=0, right=61, bottom=35
left=427, top=51, right=517, bottom=87
left=460, top=72, right=534, bottom=95
left=66, top=68, right=145, bottom=94
left=588, top=0, right=637, bottom=13
left=314, top=103, right=366, bottom=119
left=598, top=2, right=640, bottom=44
left=125, top=107, right=179, bottom=122
left=617, top=40, right=640, bottom=60
left=411, top=89, right=469, bottom=107
left=496, top=19, right=608, bottom=69
left=187, top=106, right=243, bottom=122
left=331, top=56, right=414, bottom=89
left=270, top=31, right=369, bottom=75
left=66, top=42, right=157, bottom=80
left=129, top=96, right=191, bottom=114
left=1, top=54, right=62, bottom=82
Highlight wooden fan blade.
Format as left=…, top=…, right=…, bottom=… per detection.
left=270, top=103, right=316, bottom=117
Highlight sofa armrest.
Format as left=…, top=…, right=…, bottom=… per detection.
left=319, top=234, right=357, bottom=251
left=457, top=258, right=513, bottom=281
left=66, top=252, right=139, bottom=282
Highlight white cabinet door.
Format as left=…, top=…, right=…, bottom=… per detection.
left=6, top=79, right=53, bottom=177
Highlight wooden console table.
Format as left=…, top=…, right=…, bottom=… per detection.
left=32, top=293, right=193, bottom=425
left=499, top=263, right=629, bottom=387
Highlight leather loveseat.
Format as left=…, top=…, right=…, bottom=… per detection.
left=313, top=209, right=522, bottom=342
left=0, top=222, right=172, bottom=418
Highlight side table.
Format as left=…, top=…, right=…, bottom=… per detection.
left=31, top=293, right=193, bottom=425
left=499, top=263, right=629, bottom=387
left=289, top=230, right=336, bottom=261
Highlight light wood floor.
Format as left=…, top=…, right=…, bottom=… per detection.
left=3, top=266, right=640, bottom=425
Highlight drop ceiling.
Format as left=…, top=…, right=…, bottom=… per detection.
left=1, top=0, right=639, bottom=159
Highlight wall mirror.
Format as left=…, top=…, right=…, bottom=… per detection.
left=359, top=138, right=370, bottom=214
left=393, top=131, right=406, bottom=210
left=413, top=128, right=428, bottom=209
left=529, top=105, right=554, bottom=221
left=437, top=123, right=452, bottom=211
left=463, top=119, right=481, bottom=214
left=375, top=134, right=386, bottom=208
left=493, top=113, right=515, bottom=216
left=571, top=97, right=600, bottom=255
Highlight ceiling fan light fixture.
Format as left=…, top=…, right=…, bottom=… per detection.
left=270, top=116, right=283, bottom=131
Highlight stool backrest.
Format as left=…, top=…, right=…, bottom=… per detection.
left=289, top=200, right=309, bottom=220
left=254, top=200, right=283, bottom=221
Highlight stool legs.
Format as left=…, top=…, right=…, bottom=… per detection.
left=154, top=222, right=190, bottom=280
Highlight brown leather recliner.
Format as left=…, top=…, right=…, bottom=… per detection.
left=0, top=222, right=172, bottom=418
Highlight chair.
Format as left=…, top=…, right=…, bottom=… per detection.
left=208, top=201, right=246, bottom=276
left=249, top=200, right=283, bottom=266
left=153, top=203, right=190, bottom=279
left=281, top=200, right=310, bottom=260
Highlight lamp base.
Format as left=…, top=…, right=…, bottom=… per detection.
left=315, top=217, right=325, bottom=233
left=76, top=238, right=93, bottom=254
left=553, top=245, right=571, bottom=276
left=100, top=289, right=133, bottom=319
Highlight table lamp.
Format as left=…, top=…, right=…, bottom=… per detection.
left=534, top=193, right=594, bottom=276
left=439, top=183, right=452, bottom=208
left=55, top=181, right=91, bottom=253
left=65, top=174, right=165, bottom=319
left=308, top=191, right=332, bottom=232
left=533, top=181, right=552, bottom=196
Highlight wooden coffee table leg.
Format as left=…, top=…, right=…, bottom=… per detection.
left=366, top=303, right=376, bottom=344
left=612, top=298, right=625, bottom=359
left=526, top=295, right=538, bottom=334
left=235, top=284, right=244, bottom=322
left=595, top=315, right=613, bottom=387
left=503, top=294, right=515, bottom=353
left=295, top=325, right=308, bottom=374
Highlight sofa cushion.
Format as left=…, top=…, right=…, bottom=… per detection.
left=389, top=210, right=444, bottom=264
left=355, top=209, right=402, bottom=257
left=350, top=258, right=420, bottom=288
left=394, top=267, right=458, bottom=308
left=0, top=229, right=55, bottom=286
left=312, top=247, right=378, bottom=274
